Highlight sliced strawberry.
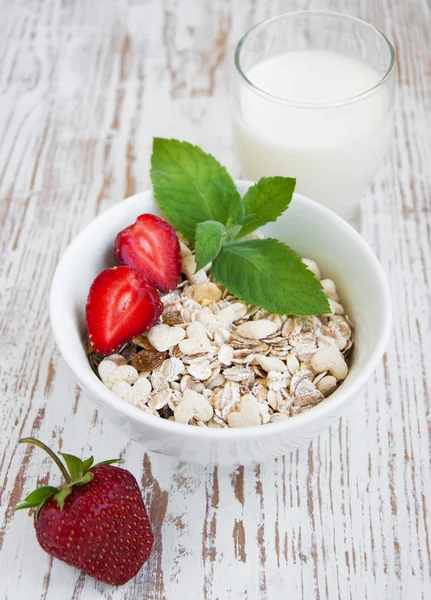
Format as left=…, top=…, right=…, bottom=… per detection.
left=86, top=266, right=162, bottom=355
left=114, top=214, right=181, bottom=292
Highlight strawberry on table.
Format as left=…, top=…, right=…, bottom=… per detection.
left=16, top=438, right=153, bottom=586
left=86, top=265, right=163, bottom=356
left=115, top=214, right=181, bottom=292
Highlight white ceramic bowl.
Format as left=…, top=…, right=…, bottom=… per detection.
left=50, top=182, right=391, bottom=466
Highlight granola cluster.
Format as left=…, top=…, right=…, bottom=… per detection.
left=88, top=235, right=354, bottom=428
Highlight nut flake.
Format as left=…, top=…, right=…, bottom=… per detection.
left=93, top=236, right=354, bottom=427
left=218, top=344, right=234, bottom=366
left=227, top=394, right=262, bottom=428
left=174, top=389, right=213, bottom=424
left=254, top=354, right=287, bottom=373
left=311, top=346, right=348, bottom=381
left=147, top=324, right=186, bottom=352
left=316, top=375, right=338, bottom=396
left=286, top=353, right=300, bottom=375
left=179, top=336, right=212, bottom=355
left=236, top=320, right=278, bottom=340
left=320, top=279, right=340, bottom=302
left=192, top=282, right=222, bottom=304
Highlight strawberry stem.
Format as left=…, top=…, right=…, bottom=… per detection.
left=19, top=438, right=72, bottom=484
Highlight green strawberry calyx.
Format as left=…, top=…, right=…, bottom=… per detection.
left=16, top=437, right=122, bottom=518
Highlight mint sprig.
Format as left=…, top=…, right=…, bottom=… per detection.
left=194, top=221, right=226, bottom=272
left=151, top=138, right=330, bottom=316
left=236, top=176, right=297, bottom=239
left=212, top=239, right=329, bottom=316
left=150, top=138, right=241, bottom=241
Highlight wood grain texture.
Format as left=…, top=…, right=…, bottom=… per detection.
left=0, top=0, right=430, bottom=598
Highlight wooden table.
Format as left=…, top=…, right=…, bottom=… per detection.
left=1, top=1, right=430, bottom=598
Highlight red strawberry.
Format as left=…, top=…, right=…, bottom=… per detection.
left=16, top=438, right=153, bottom=586
left=114, top=214, right=181, bottom=292
left=86, top=265, right=162, bottom=355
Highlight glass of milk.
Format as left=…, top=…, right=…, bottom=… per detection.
left=232, top=11, right=396, bottom=222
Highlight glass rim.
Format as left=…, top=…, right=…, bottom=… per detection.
left=234, top=10, right=396, bottom=109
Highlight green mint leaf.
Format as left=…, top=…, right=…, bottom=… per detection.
left=16, top=486, right=58, bottom=510
left=59, top=453, right=83, bottom=481
left=227, top=192, right=245, bottom=227
left=226, top=224, right=242, bottom=240
left=240, top=213, right=258, bottom=226
left=151, top=138, right=241, bottom=241
left=82, top=456, right=94, bottom=473
left=195, top=221, right=226, bottom=272
left=236, top=177, right=296, bottom=239
left=211, top=239, right=330, bottom=316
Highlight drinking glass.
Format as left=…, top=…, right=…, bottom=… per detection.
left=231, top=11, right=396, bottom=222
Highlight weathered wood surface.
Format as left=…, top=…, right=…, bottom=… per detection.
left=0, top=0, right=430, bottom=598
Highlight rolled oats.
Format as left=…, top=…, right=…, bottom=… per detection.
left=269, top=413, right=288, bottom=424
left=93, top=242, right=353, bottom=427
left=267, top=371, right=291, bottom=391
left=223, top=366, right=254, bottom=382
left=206, top=372, right=226, bottom=390
left=187, top=358, right=212, bottom=380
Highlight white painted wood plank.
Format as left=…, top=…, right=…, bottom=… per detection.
left=0, top=0, right=430, bottom=599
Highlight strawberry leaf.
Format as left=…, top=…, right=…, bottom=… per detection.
left=92, top=458, right=123, bottom=469
left=211, top=239, right=330, bottom=316
left=236, top=177, right=296, bottom=239
left=16, top=486, right=58, bottom=511
left=72, top=472, right=94, bottom=487
left=59, top=453, right=84, bottom=481
left=194, top=221, right=226, bottom=272
left=151, top=138, right=241, bottom=241
left=82, top=456, right=94, bottom=473
left=53, top=486, right=73, bottom=510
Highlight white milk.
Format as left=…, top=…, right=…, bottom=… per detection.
left=233, top=51, right=392, bottom=218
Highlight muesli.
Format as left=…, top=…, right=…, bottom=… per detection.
left=86, top=138, right=354, bottom=428
left=88, top=234, right=353, bottom=428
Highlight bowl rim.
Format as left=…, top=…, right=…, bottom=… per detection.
left=49, top=183, right=392, bottom=440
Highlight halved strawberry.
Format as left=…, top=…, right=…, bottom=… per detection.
left=86, top=266, right=162, bottom=355
left=114, top=214, right=181, bottom=292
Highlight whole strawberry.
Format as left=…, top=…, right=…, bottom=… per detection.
left=17, top=438, right=153, bottom=586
